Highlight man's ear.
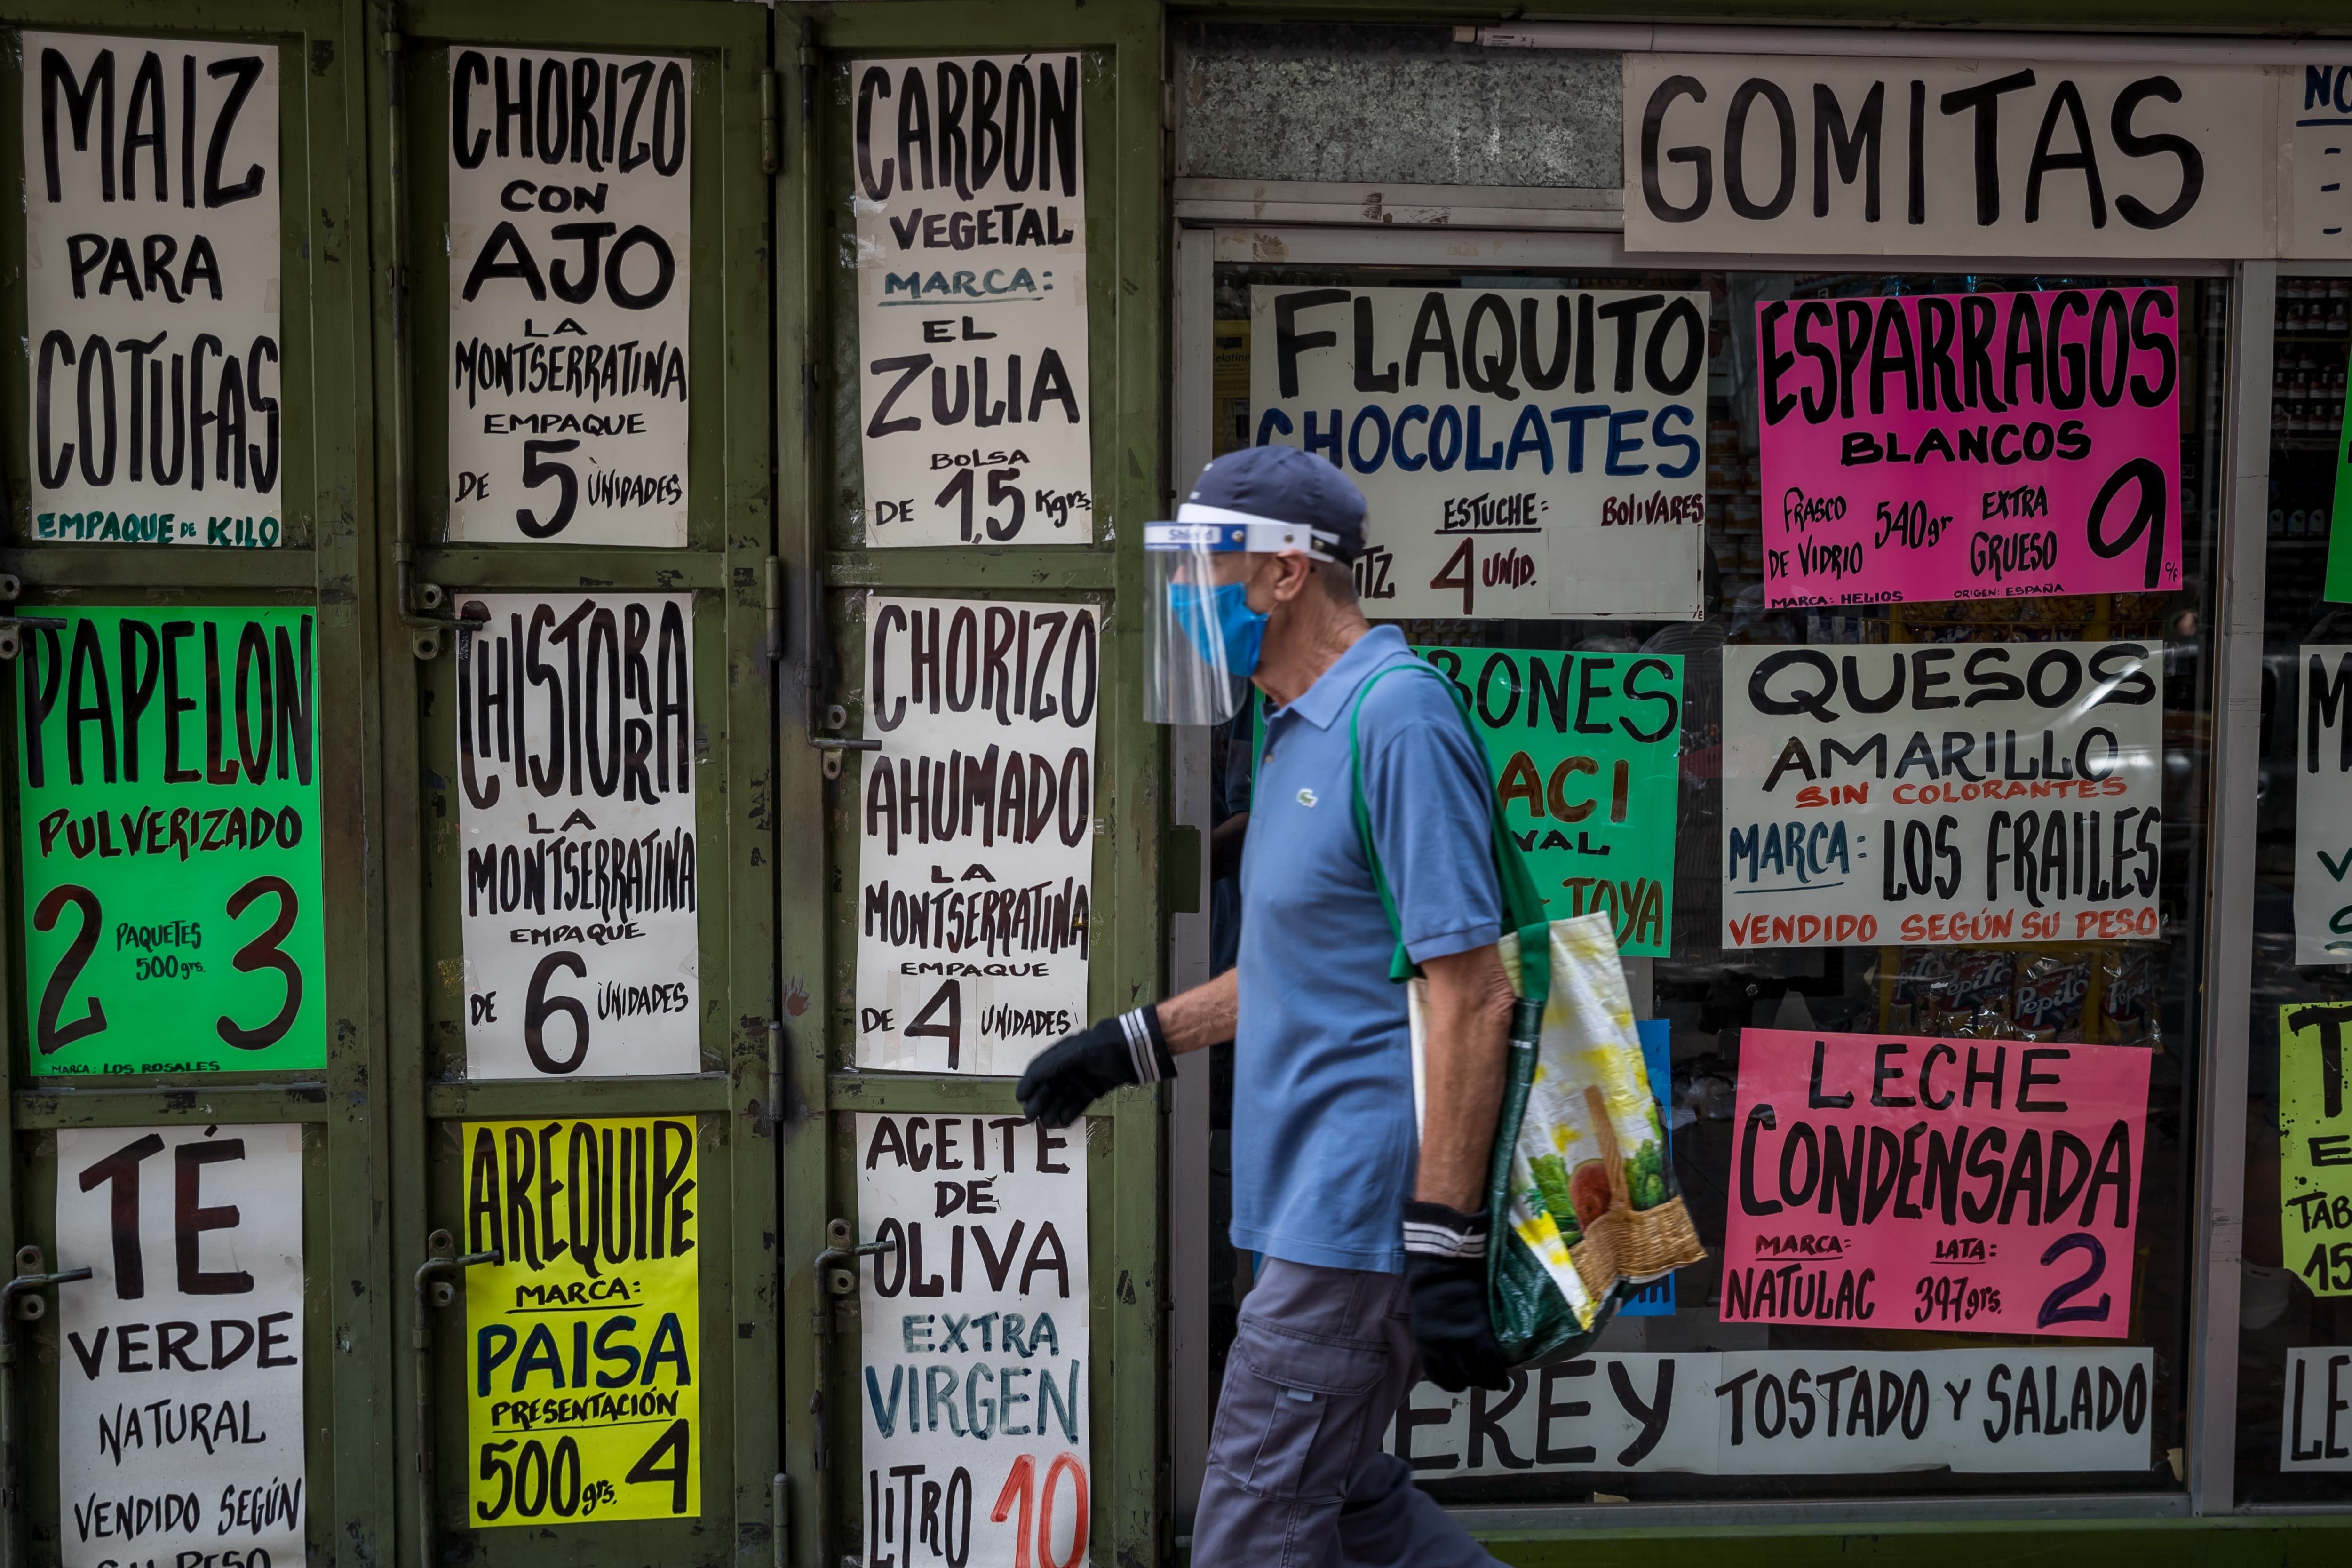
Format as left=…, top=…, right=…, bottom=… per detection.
left=1265, top=551, right=1317, bottom=605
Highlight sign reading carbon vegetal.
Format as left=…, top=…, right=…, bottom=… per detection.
left=1755, top=288, right=2183, bottom=608
left=448, top=51, right=691, bottom=546
left=465, top=1118, right=701, bottom=1524
left=1417, top=645, right=1682, bottom=956
left=2279, top=1003, right=2352, bottom=1297
left=26, top=32, right=284, bottom=547
left=17, top=611, right=323, bottom=1074
left=1252, top=286, right=1708, bottom=621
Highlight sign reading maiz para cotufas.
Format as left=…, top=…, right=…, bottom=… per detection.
left=17, top=611, right=324, bottom=1074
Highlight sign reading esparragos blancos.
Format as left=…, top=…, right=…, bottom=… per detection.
left=17, top=611, right=324, bottom=1074
left=853, top=56, right=1093, bottom=547
left=447, top=51, right=691, bottom=546
left=856, top=597, right=1099, bottom=1076
left=858, top=1113, right=1089, bottom=1568
left=2296, top=646, right=2352, bottom=962
left=57, top=1125, right=305, bottom=1568
left=1416, top=645, right=1682, bottom=955
left=26, top=32, right=283, bottom=547
left=1250, top=286, right=1708, bottom=621
left=466, top=1118, right=701, bottom=1523
left=455, top=595, right=700, bottom=1077
left=1720, top=640, right=2163, bottom=950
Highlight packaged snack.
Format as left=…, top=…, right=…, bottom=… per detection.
left=2012, top=949, right=2093, bottom=1042
left=1887, top=946, right=1959, bottom=1032
left=2100, top=945, right=2163, bottom=1046
left=1947, top=947, right=2017, bottom=1037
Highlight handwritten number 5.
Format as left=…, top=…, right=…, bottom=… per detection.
left=34, top=884, right=107, bottom=1053
left=217, top=875, right=302, bottom=1050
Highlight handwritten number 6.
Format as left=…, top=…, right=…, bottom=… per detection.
left=33, top=884, right=107, bottom=1054
left=217, top=875, right=303, bottom=1050
left=2036, top=1231, right=2112, bottom=1329
left=2084, top=458, right=2168, bottom=590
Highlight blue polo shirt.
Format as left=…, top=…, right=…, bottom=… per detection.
left=1232, top=626, right=1502, bottom=1275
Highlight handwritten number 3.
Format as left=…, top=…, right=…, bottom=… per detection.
left=218, top=875, right=302, bottom=1050
left=2084, top=458, right=2168, bottom=590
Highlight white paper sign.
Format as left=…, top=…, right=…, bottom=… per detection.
left=1624, top=54, right=2270, bottom=259
left=856, top=596, right=1098, bottom=1075
left=1390, top=1349, right=2151, bottom=1475
left=447, top=50, right=691, bottom=546
left=26, top=32, right=283, bottom=547
left=852, top=56, right=1093, bottom=548
left=2283, top=1347, right=2352, bottom=1468
left=2287, top=65, right=2352, bottom=256
left=56, top=1124, right=305, bottom=1568
left=455, top=593, right=699, bottom=1077
left=857, top=1113, right=1090, bottom=1568
left=2297, top=645, right=2352, bottom=964
left=1721, top=640, right=2163, bottom=950
left=1249, top=285, right=1708, bottom=621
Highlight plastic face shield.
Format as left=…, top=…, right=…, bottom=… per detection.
left=1142, top=507, right=1338, bottom=726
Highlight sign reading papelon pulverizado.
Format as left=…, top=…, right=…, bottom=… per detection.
left=16, top=610, right=323, bottom=1073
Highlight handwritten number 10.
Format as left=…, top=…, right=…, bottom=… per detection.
left=33, top=876, right=302, bottom=1055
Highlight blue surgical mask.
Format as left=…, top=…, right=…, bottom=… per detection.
left=1168, top=580, right=1268, bottom=677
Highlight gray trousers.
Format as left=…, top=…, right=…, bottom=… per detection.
left=1192, top=1258, right=1498, bottom=1568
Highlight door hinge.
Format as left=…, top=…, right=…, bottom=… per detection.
left=760, top=68, right=780, bottom=175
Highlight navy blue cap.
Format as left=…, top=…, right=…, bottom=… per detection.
left=1180, top=446, right=1367, bottom=562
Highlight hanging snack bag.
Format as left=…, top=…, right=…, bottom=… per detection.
left=2013, top=950, right=2094, bottom=1043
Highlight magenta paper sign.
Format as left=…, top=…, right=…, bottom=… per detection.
left=1756, top=287, right=2182, bottom=608
left=1722, top=1029, right=2151, bottom=1340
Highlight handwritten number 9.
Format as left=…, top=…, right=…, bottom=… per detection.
left=33, top=884, right=107, bottom=1054
left=2084, top=458, right=2168, bottom=590
left=2036, top=1231, right=2113, bottom=1329
left=218, top=875, right=302, bottom=1050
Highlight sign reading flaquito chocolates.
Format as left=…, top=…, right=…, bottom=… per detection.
left=16, top=611, right=324, bottom=1074
left=1416, top=645, right=1683, bottom=956
left=858, top=1114, right=1089, bottom=1568
left=1721, top=1030, right=2149, bottom=1340
left=2296, top=646, right=2352, bottom=961
left=464, top=1118, right=701, bottom=1524
left=1720, top=640, right=2163, bottom=950
left=1251, top=286, right=1708, bottom=621
left=856, top=597, right=1099, bottom=1076
left=1388, top=1348, right=2152, bottom=1475
left=853, top=56, right=1093, bottom=547
left=1754, top=287, right=2183, bottom=608
left=57, top=1125, right=305, bottom=1568
left=27, top=32, right=283, bottom=547
left=455, top=594, right=699, bottom=1078
left=447, top=51, right=691, bottom=546
left=2279, top=1003, right=2352, bottom=1297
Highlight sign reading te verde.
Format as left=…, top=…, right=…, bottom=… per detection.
left=1416, top=645, right=1683, bottom=957
left=16, top=609, right=324, bottom=1074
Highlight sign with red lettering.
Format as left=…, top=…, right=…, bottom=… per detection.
left=1721, top=1029, right=2149, bottom=1340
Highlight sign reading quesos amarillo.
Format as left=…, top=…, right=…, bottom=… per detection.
left=1721, top=640, right=2163, bottom=950
left=17, top=610, right=324, bottom=1073
left=465, top=1117, right=701, bottom=1525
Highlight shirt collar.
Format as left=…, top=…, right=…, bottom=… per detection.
left=1269, top=625, right=1412, bottom=732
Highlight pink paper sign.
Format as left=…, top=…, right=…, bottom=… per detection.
left=1756, top=287, right=2183, bottom=608
left=1721, top=1029, right=2151, bottom=1340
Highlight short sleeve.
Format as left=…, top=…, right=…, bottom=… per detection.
left=1357, top=670, right=1502, bottom=963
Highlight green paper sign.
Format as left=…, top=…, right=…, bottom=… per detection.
left=2281, top=1002, right=2352, bottom=1295
left=2325, top=336, right=2352, bottom=603
left=16, top=609, right=325, bottom=1075
left=1416, top=646, right=1683, bottom=957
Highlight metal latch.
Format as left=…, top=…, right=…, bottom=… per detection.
left=0, top=576, right=69, bottom=661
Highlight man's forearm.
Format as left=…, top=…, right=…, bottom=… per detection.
left=1157, top=968, right=1238, bottom=1055
left=1414, top=944, right=1517, bottom=1211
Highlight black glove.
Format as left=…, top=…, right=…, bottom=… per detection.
left=1401, top=1200, right=1510, bottom=1394
left=1016, top=1006, right=1174, bottom=1129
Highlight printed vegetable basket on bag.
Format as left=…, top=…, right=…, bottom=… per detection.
left=1348, top=663, right=1707, bottom=1367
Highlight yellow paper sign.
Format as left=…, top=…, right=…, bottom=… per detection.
left=463, top=1117, right=701, bottom=1524
left=2281, top=1005, right=2352, bottom=1296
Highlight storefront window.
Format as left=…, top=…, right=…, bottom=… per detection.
left=1206, top=263, right=2228, bottom=1500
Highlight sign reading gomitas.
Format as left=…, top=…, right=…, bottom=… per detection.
left=455, top=594, right=699, bottom=1078
left=854, top=56, right=1092, bottom=547
left=1252, top=286, right=1707, bottom=620
left=858, top=1113, right=1089, bottom=1568
left=2296, top=646, right=2352, bottom=962
left=448, top=50, right=690, bottom=546
left=1756, top=287, right=2182, bottom=607
left=464, top=1118, right=701, bottom=1523
left=857, top=597, right=1099, bottom=1076
left=57, top=1124, right=305, bottom=1568
left=17, top=610, right=324, bottom=1075
left=1721, top=639, right=2162, bottom=950
left=27, top=32, right=283, bottom=547
left=1722, top=1030, right=2149, bottom=1339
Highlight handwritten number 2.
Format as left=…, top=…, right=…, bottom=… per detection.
left=217, top=875, right=302, bottom=1050
left=2036, top=1231, right=2112, bottom=1329
left=34, top=884, right=107, bottom=1053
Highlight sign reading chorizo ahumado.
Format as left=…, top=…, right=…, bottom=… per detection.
left=858, top=1113, right=1089, bottom=1568
left=1251, top=286, right=1708, bottom=621
left=2296, top=647, right=2352, bottom=963
left=465, top=1118, right=701, bottom=1524
left=1755, top=287, right=2182, bottom=608
left=455, top=595, right=699, bottom=1078
left=856, top=597, right=1099, bottom=1076
left=1721, top=1031, right=2149, bottom=1339
left=1720, top=640, right=2163, bottom=950
left=57, top=1124, right=306, bottom=1568
left=26, top=32, right=283, bottom=547
left=447, top=51, right=691, bottom=546
left=853, top=56, right=1093, bottom=548
left=16, top=611, right=324, bottom=1074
